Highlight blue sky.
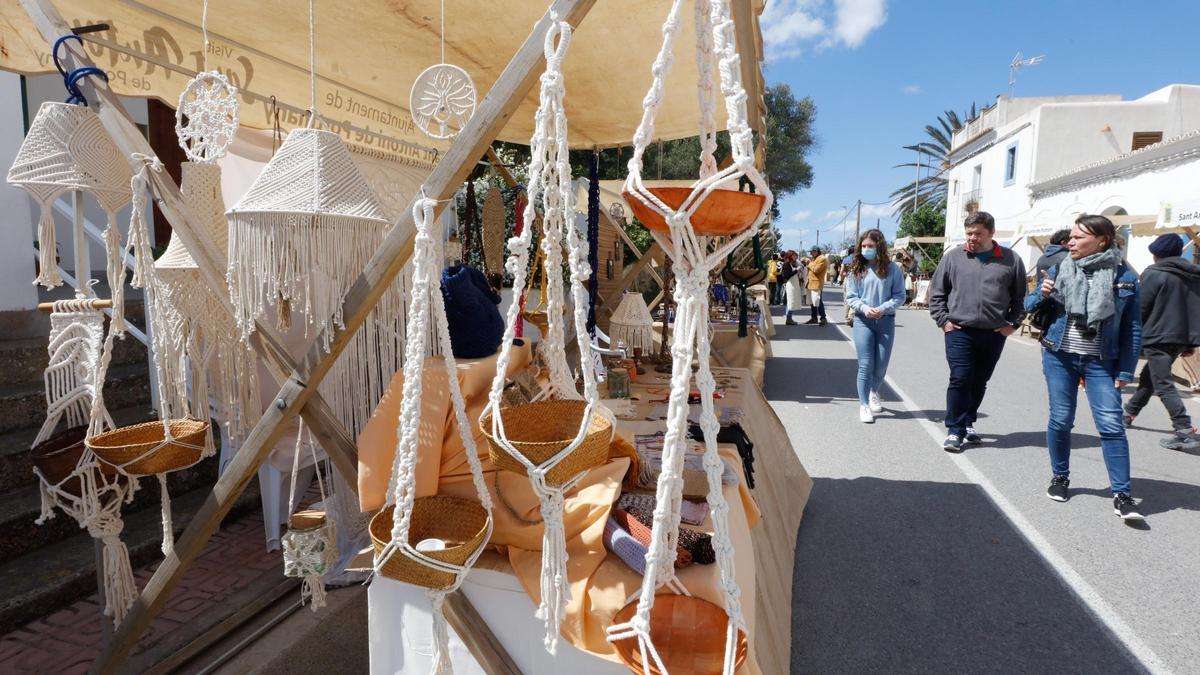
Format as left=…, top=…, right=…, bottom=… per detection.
left=764, top=0, right=1200, bottom=251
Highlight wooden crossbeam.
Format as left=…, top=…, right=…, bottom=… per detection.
left=16, top=0, right=599, bottom=671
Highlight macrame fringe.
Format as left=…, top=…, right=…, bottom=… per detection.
left=34, top=205, right=63, bottom=288
left=429, top=591, right=452, bottom=674
left=159, top=474, right=174, bottom=557
left=301, top=573, right=328, bottom=611
left=99, top=533, right=138, bottom=623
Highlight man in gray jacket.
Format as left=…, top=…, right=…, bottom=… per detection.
left=929, top=211, right=1028, bottom=451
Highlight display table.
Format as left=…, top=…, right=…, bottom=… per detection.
left=364, top=367, right=810, bottom=674
left=652, top=322, right=771, bottom=388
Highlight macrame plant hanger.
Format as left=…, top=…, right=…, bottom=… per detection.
left=155, top=0, right=261, bottom=447
left=606, top=2, right=772, bottom=673
left=480, top=18, right=614, bottom=655
left=371, top=197, right=494, bottom=674
left=282, top=419, right=338, bottom=611
left=410, top=0, right=477, bottom=141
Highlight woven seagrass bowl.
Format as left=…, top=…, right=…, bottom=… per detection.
left=370, top=495, right=490, bottom=590
left=611, top=595, right=748, bottom=675
left=87, top=418, right=208, bottom=476
left=30, top=425, right=118, bottom=497
left=624, top=187, right=766, bottom=237
left=479, top=399, right=613, bottom=487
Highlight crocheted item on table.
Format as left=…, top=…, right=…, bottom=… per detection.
left=441, top=264, right=504, bottom=358
left=618, top=495, right=714, bottom=565
left=612, top=506, right=691, bottom=568
left=603, top=515, right=648, bottom=576
left=618, top=491, right=708, bottom=527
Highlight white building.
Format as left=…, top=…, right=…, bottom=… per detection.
left=942, top=84, right=1200, bottom=269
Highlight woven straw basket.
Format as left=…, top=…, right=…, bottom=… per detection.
left=479, top=399, right=613, bottom=487
left=31, top=425, right=118, bottom=497
left=87, top=419, right=209, bottom=476
left=612, top=595, right=749, bottom=675
left=370, top=495, right=489, bottom=590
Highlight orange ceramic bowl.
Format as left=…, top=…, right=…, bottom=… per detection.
left=611, top=595, right=748, bottom=675
left=623, top=187, right=766, bottom=236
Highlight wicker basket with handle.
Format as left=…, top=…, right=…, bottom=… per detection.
left=479, top=399, right=613, bottom=487
left=86, top=418, right=209, bottom=476
left=369, top=495, right=490, bottom=590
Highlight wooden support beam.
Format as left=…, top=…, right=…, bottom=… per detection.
left=444, top=591, right=522, bottom=675
left=17, top=0, right=360, bottom=491
left=603, top=241, right=664, bottom=309
left=9, top=0, right=600, bottom=670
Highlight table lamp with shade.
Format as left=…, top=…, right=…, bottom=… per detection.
left=610, top=292, right=655, bottom=374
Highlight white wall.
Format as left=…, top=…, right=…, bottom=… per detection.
left=944, top=123, right=1037, bottom=245
left=0, top=72, right=37, bottom=311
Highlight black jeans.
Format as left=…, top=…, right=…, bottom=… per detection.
left=768, top=281, right=778, bottom=304
left=944, top=327, right=1007, bottom=436
left=1125, top=343, right=1193, bottom=431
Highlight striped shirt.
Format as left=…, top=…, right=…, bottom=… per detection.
left=1059, top=274, right=1102, bottom=356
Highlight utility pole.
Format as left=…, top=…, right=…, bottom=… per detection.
left=915, top=149, right=922, bottom=211
left=854, top=200, right=862, bottom=244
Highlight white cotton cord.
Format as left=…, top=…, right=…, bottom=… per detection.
left=158, top=473, right=174, bottom=556
left=696, top=0, right=718, bottom=179
left=308, top=0, right=317, bottom=126
left=33, top=198, right=63, bottom=288
left=282, top=419, right=337, bottom=611
left=201, top=0, right=210, bottom=71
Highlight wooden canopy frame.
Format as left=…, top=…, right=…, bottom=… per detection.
left=20, top=0, right=600, bottom=671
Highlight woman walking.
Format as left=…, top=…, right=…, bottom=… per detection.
left=845, top=230, right=906, bottom=423
left=1025, top=215, right=1144, bottom=520
left=783, top=250, right=806, bottom=325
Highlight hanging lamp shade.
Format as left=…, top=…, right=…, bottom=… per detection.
left=609, top=292, right=655, bottom=353
left=226, top=127, right=390, bottom=345
left=7, top=102, right=131, bottom=288
left=156, top=162, right=228, bottom=274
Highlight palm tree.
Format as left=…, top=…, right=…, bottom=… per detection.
left=890, top=104, right=977, bottom=216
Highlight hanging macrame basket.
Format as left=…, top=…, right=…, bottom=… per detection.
left=479, top=399, right=612, bottom=487
left=624, top=186, right=766, bottom=237
left=370, top=495, right=490, bottom=589
left=31, top=425, right=121, bottom=498
left=87, top=418, right=209, bottom=476
left=611, top=595, right=749, bottom=675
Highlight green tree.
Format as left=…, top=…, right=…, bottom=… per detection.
left=896, top=203, right=946, bottom=273
left=890, top=104, right=977, bottom=216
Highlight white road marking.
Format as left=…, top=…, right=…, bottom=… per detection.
left=833, top=322, right=1170, bottom=674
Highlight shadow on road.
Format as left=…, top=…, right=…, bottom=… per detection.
left=1070, top=477, right=1200, bottom=517
left=790, top=476, right=1144, bottom=673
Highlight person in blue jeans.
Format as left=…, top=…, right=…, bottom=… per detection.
left=1026, top=214, right=1145, bottom=521
left=845, top=229, right=906, bottom=423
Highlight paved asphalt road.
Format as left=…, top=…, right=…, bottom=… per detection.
left=768, top=285, right=1198, bottom=674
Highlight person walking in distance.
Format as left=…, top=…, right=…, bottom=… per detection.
left=929, top=211, right=1027, bottom=451
left=766, top=253, right=780, bottom=306
left=1026, top=215, right=1143, bottom=520
left=845, top=230, right=906, bottom=423
left=782, top=250, right=805, bottom=325
left=1123, top=233, right=1200, bottom=451
left=804, top=246, right=829, bottom=325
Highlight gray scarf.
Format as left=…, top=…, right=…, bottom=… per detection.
left=1052, top=247, right=1122, bottom=336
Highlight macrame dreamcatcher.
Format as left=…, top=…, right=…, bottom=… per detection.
left=371, top=197, right=493, bottom=674
left=29, top=299, right=138, bottom=625
left=175, top=0, right=238, bottom=165
left=607, top=1, right=772, bottom=673
left=282, top=419, right=339, bottom=611
left=479, top=18, right=614, bottom=654
left=410, top=0, right=476, bottom=140
left=86, top=153, right=214, bottom=561
left=6, top=36, right=131, bottom=290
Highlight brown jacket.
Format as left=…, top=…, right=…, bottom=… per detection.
left=806, top=255, right=829, bottom=290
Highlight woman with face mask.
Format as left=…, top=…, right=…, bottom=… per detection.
left=1025, top=214, right=1145, bottom=521
left=844, top=229, right=906, bottom=423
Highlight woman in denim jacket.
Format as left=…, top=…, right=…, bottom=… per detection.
left=1024, top=215, right=1144, bottom=520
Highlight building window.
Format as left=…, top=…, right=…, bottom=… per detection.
left=1004, top=141, right=1018, bottom=186
left=1132, top=131, right=1163, bottom=151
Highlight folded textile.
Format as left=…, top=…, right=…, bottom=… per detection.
left=603, top=515, right=647, bottom=576
left=632, top=431, right=737, bottom=496
left=617, top=492, right=708, bottom=526
left=618, top=494, right=715, bottom=565
left=611, top=506, right=691, bottom=568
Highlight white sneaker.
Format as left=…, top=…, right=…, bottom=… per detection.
left=859, top=405, right=874, bottom=423
left=868, top=391, right=883, bottom=414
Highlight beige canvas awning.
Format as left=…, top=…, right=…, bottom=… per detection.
left=0, top=1, right=767, bottom=155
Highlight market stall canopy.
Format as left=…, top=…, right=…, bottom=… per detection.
left=892, top=236, right=944, bottom=249
left=1133, top=198, right=1200, bottom=236
left=0, top=0, right=767, bottom=156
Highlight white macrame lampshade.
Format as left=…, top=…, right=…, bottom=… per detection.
left=226, top=127, right=389, bottom=347
left=609, top=292, right=655, bottom=353
left=153, top=162, right=260, bottom=444
left=7, top=101, right=131, bottom=288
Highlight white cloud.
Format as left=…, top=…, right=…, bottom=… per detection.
left=859, top=203, right=897, bottom=220
left=823, top=208, right=845, bottom=221
left=761, top=0, right=888, bottom=61
left=788, top=209, right=813, bottom=222
left=902, top=84, right=922, bottom=95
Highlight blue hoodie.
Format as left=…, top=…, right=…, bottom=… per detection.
left=1035, top=244, right=1069, bottom=282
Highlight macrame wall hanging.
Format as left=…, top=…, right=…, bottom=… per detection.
left=479, top=18, right=614, bottom=655
left=282, top=419, right=338, bottom=611
left=371, top=197, right=493, bottom=674
left=607, top=1, right=772, bottom=673
left=29, top=299, right=138, bottom=625
left=410, top=0, right=477, bottom=140
left=6, top=36, right=131, bottom=290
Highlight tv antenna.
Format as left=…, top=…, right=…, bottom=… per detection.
left=1009, top=52, right=1044, bottom=98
